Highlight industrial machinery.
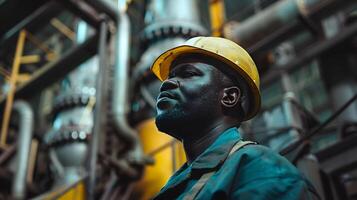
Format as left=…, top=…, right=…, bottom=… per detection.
left=0, top=0, right=356, bottom=199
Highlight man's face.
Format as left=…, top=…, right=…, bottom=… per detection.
left=155, top=57, right=223, bottom=140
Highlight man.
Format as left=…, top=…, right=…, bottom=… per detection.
left=150, top=37, right=319, bottom=200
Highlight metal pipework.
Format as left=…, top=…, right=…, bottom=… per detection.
left=11, top=100, right=34, bottom=200
left=132, top=0, right=207, bottom=120
left=112, top=4, right=144, bottom=168
left=88, top=17, right=108, bottom=200
left=223, top=0, right=352, bottom=48
left=135, top=0, right=207, bottom=78
left=145, top=0, right=201, bottom=25
left=87, top=0, right=118, bottom=23
left=142, top=0, right=207, bottom=45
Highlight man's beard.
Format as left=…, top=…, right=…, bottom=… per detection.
left=155, top=105, right=189, bottom=140
left=155, top=101, right=217, bottom=140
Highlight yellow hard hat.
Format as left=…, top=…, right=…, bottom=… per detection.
left=151, top=36, right=261, bottom=120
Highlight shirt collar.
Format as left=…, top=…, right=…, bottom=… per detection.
left=191, top=127, right=242, bottom=171
left=153, top=127, right=242, bottom=199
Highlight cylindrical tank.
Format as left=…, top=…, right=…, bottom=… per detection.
left=133, top=119, right=186, bottom=199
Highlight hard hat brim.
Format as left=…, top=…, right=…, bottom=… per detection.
left=151, top=45, right=261, bottom=121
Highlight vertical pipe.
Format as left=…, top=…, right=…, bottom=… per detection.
left=11, top=100, right=34, bottom=200
left=88, top=18, right=108, bottom=200
left=112, top=1, right=143, bottom=164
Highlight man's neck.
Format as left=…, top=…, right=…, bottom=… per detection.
left=182, top=118, right=239, bottom=163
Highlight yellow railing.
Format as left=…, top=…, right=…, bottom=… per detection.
left=1, top=30, right=26, bottom=147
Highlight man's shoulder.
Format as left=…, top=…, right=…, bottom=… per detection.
left=231, top=143, right=282, bottom=161
left=226, top=143, right=302, bottom=177
left=236, top=143, right=272, bottom=157
left=223, top=143, right=320, bottom=199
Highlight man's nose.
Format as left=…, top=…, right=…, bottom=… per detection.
left=160, top=79, right=180, bottom=92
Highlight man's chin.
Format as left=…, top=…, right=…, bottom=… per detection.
left=155, top=114, right=173, bottom=133
left=155, top=113, right=183, bottom=140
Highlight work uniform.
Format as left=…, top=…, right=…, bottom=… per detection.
left=153, top=127, right=319, bottom=200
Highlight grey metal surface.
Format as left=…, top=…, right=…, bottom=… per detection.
left=224, top=0, right=354, bottom=49
left=11, top=100, right=34, bottom=200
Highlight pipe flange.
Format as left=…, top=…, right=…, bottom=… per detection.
left=46, top=129, right=91, bottom=148
left=52, top=94, right=93, bottom=116
left=140, top=22, right=207, bottom=46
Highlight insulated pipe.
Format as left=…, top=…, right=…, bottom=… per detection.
left=144, top=0, right=201, bottom=25
left=11, top=100, right=34, bottom=200
left=223, top=0, right=348, bottom=48
left=88, top=18, right=108, bottom=200
left=112, top=4, right=144, bottom=166
left=87, top=0, right=118, bottom=23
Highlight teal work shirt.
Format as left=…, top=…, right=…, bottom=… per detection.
left=153, top=128, right=319, bottom=200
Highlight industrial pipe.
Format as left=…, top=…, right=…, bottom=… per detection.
left=112, top=3, right=145, bottom=169
left=223, top=0, right=352, bottom=48
left=88, top=17, right=108, bottom=200
left=11, top=100, right=34, bottom=200
left=87, top=0, right=119, bottom=23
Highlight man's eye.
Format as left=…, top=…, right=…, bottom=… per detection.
left=168, top=68, right=200, bottom=79
left=181, top=71, right=198, bottom=78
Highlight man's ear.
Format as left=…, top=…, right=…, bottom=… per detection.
left=221, top=86, right=241, bottom=108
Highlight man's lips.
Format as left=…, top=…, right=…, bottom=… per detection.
left=157, top=91, right=176, bottom=101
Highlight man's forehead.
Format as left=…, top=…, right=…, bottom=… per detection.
left=170, top=54, right=218, bottom=72
left=169, top=53, right=241, bottom=87
left=172, top=54, right=204, bottom=65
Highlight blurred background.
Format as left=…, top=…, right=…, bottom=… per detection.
left=0, top=0, right=356, bottom=199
